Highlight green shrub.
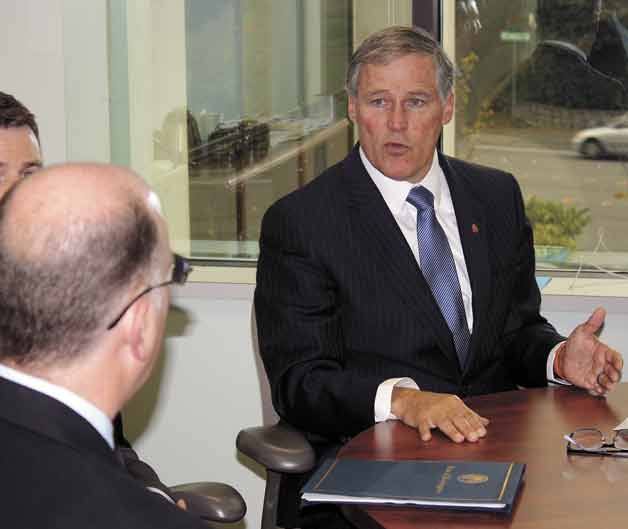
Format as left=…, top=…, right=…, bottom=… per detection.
left=525, top=196, right=590, bottom=249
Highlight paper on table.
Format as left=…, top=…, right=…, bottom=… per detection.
left=613, top=418, right=628, bottom=431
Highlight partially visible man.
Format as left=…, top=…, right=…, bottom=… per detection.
left=0, top=163, right=205, bottom=529
left=589, top=0, right=628, bottom=89
left=0, top=90, right=177, bottom=503
left=0, top=91, right=42, bottom=197
left=506, top=0, right=627, bottom=111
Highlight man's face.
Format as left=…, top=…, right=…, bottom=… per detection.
left=0, top=126, right=42, bottom=198
left=348, top=53, right=454, bottom=183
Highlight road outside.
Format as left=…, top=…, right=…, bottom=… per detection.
left=463, top=127, right=628, bottom=270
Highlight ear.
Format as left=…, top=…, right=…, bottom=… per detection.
left=120, top=295, right=151, bottom=364
left=348, top=94, right=357, bottom=123
left=441, top=91, right=454, bottom=125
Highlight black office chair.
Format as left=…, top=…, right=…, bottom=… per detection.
left=171, top=481, right=246, bottom=525
left=236, top=421, right=315, bottom=529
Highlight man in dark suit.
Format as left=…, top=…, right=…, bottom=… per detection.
left=0, top=163, right=204, bottom=528
left=0, top=90, right=182, bottom=505
left=255, top=25, right=623, bottom=447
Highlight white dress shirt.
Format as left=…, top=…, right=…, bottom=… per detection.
left=0, top=363, right=114, bottom=448
left=358, top=148, right=565, bottom=422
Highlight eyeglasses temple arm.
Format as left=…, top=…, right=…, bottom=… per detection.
left=564, top=434, right=580, bottom=446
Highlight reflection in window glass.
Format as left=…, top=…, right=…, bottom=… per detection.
left=126, top=0, right=353, bottom=262
left=451, top=0, right=628, bottom=272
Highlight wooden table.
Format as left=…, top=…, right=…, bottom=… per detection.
left=339, top=385, right=628, bottom=529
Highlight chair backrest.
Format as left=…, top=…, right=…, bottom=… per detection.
left=237, top=312, right=315, bottom=529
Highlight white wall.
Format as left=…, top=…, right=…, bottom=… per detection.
left=124, top=284, right=270, bottom=529
left=1, top=0, right=67, bottom=163
left=61, top=0, right=111, bottom=162
left=0, top=0, right=110, bottom=164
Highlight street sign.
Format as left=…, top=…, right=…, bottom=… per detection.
left=500, top=31, right=530, bottom=42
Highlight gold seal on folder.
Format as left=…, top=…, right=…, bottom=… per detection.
left=457, top=473, right=489, bottom=485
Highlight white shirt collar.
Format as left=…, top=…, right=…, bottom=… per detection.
left=0, top=363, right=114, bottom=449
left=359, top=146, right=449, bottom=213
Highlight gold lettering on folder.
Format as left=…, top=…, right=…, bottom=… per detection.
left=435, top=465, right=455, bottom=494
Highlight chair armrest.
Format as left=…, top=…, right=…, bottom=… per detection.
left=170, top=482, right=246, bottom=523
left=236, top=423, right=316, bottom=474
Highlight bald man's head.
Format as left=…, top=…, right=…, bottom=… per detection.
left=0, top=163, right=166, bottom=366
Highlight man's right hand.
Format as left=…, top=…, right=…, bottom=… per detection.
left=391, top=387, right=489, bottom=443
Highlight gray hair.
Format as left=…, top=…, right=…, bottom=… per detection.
left=345, top=26, right=455, bottom=102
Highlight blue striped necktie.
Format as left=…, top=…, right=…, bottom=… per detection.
left=407, top=186, right=470, bottom=367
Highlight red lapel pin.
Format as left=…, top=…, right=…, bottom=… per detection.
left=471, top=223, right=479, bottom=234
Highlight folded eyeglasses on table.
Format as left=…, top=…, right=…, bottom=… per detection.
left=564, top=428, right=628, bottom=456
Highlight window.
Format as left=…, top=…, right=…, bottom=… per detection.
left=108, top=0, right=353, bottom=263
left=442, top=0, right=628, bottom=273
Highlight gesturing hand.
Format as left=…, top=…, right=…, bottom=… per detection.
left=391, top=387, right=489, bottom=443
left=555, top=307, right=623, bottom=396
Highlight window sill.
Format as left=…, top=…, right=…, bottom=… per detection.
left=540, top=276, right=628, bottom=313
left=179, top=266, right=628, bottom=311
left=187, top=265, right=256, bottom=285
left=540, top=276, right=628, bottom=297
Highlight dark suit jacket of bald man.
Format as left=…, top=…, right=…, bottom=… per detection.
left=0, top=376, right=207, bottom=529
left=114, top=413, right=173, bottom=498
left=255, top=145, right=565, bottom=443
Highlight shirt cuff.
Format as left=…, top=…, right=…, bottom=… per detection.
left=374, top=377, right=419, bottom=422
left=546, top=341, right=571, bottom=385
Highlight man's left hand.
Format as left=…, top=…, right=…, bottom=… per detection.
left=555, top=307, right=623, bottom=395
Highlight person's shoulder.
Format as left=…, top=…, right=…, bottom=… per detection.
left=442, top=154, right=525, bottom=217
left=443, top=154, right=517, bottom=187
left=264, top=154, right=350, bottom=221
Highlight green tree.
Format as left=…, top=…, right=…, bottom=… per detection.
left=526, top=196, right=590, bottom=249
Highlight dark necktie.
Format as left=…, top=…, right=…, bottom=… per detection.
left=407, top=186, right=470, bottom=367
left=113, top=445, right=128, bottom=469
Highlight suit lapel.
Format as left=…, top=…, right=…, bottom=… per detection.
left=439, top=154, right=491, bottom=371
left=341, top=147, right=460, bottom=368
